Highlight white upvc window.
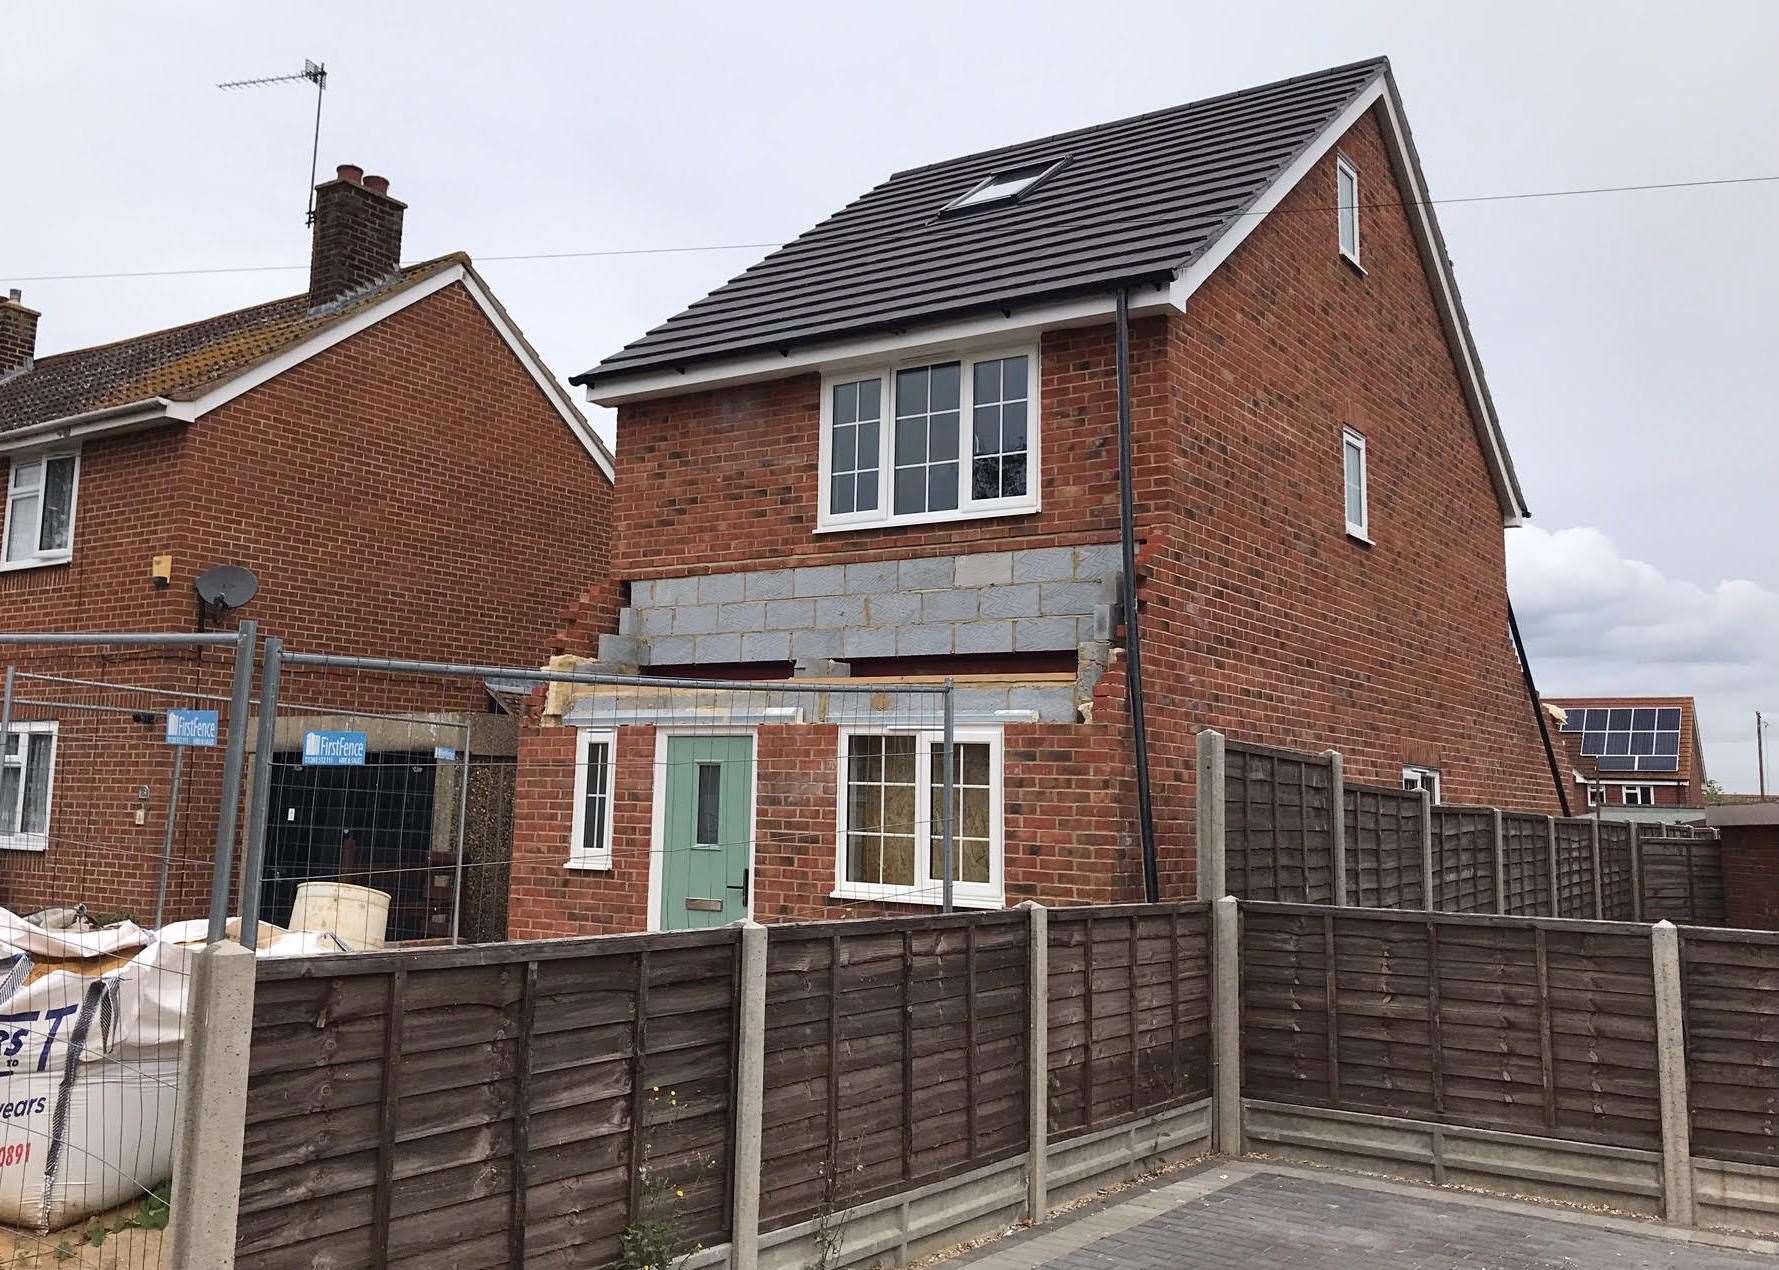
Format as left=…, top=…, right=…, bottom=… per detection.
left=567, top=729, right=616, bottom=869
left=3, top=450, right=79, bottom=569
left=1342, top=427, right=1370, bottom=540
left=0, top=721, right=57, bottom=852
left=834, top=726, right=1003, bottom=907
left=1586, top=783, right=1605, bottom=808
left=1402, top=765, right=1441, bottom=803
left=1336, top=155, right=1361, bottom=265
left=818, top=349, right=1039, bottom=532
left=1622, top=784, right=1657, bottom=807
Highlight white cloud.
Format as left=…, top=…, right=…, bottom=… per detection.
left=1508, top=525, right=1779, bottom=792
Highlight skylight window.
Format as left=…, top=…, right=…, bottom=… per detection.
left=942, top=159, right=1065, bottom=214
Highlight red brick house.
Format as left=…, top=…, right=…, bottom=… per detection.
left=508, top=58, right=1565, bottom=936
left=0, top=164, right=614, bottom=929
left=1547, top=696, right=1709, bottom=821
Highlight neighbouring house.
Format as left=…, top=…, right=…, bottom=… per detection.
left=1546, top=695, right=1709, bottom=821
left=0, top=164, right=614, bottom=932
left=508, top=56, right=1565, bottom=937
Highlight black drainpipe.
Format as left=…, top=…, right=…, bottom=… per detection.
left=1508, top=598, right=1572, bottom=817
left=1115, top=288, right=1161, bottom=901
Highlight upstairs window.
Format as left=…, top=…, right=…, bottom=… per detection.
left=3, top=451, right=78, bottom=568
left=1336, top=155, right=1361, bottom=264
left=1342, top=428, right=1370, bottom=540
left=1622, top=784, right=1657, bottom=807
left=820, top=350, right=1038, bottom=531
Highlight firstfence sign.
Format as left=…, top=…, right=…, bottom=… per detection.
left=164, top=709, right=219, bottom=747
left=302, top=731, right=368, bottom=767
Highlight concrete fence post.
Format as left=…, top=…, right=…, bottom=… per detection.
left=1213, top=896, right=1243, bottom=1155
left=1196, top=730, right=1227, bottom=900
left=1546, top=816, right=1561, bottom=917
left=731, top=921, right=768, bottom=1270
left=1491, top=808, right=1507, bottom=914
left=167, top=940, right=257, bottom=1269
left=1630, top=823, right=1645, bottom=922
left=1324, top=750, right=1347, bottom=907
left=1022, top=901, right=1049, bottom=1221
left=1650, top=920, right=1695, bottom=1226
left=1590, top=820, right=1605, bottom=919
left=1419, top=791, right=1436, bottom=912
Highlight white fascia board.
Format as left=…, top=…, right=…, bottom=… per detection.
left=585, top=287, right=1176, bottom=407
left=0, top=397, right=193, bottom=455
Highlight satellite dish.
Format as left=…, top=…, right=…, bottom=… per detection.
left=195, top=564, right=259, bottom=611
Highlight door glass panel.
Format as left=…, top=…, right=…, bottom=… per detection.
left=695, top=761, right=721, bottom=846
left=21, top=734, right=52, bottom=834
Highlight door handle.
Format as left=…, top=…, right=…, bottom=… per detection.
left=728, top=867, right=750, bottom=907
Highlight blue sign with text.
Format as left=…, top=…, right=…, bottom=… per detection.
left=302, top=730, right=367, bottom=767
left=164, top=709, right=219, bottom=747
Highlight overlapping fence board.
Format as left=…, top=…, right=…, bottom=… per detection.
left=758, top=910, right=1029, bottom=1231
left=237, top=930, right=740, bottom=1270
left=1681, top=928, right=1779, bottom=1166
left=1598, top=822, right=1636, bottom=920
left=1046, top=904, right=1211, bottom=1139
left=1344, top=784, right=1424, bottom=909
left=1431, top=808, right=1496, bottom=914
left=1553, top=820, right=1595, bottom=918
left=1501, top=813, right=1552, bottom=916
left=1225, top=743, right=1336, bottom=903
left=1240, top=903, right=1660, bottom=1151
left=1644, top=836, right=1727, bottom=926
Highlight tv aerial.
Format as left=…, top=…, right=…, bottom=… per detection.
left=217, top=59, right=329, bottom=224
left=194, top=564, right=260, bottom=629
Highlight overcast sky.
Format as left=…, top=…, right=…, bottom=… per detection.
left=7, top=2, right=1776, bottom=789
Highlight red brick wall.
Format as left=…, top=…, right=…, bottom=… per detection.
left=0, top=280, right=612, bottom=920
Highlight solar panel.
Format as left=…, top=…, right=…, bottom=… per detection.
left=1563, top=706, right=1683, bottom=772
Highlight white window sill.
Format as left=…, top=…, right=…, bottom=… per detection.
left=1344, top=527, right=1374, bottom=547
left=563, top=858, right=614, bottom=873
left=1340, top=250, right=1365, bottom=275
left=828, top=888, right=1005, bottom=910
left=0, top=555, right=72, bottom=575
left=0, top=839, right=49, bottom=854
left=815, top=503, right=1040, bottom=535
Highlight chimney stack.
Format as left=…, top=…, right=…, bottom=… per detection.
left=308, top=164, right=406, bottom=309
left=1, top=289, right=39, bottom=376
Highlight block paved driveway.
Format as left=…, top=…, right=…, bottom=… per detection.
left=948, top=1163, right=1779, bottom=1269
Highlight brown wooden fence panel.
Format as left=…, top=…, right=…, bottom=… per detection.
left=1431, top=808, right=1496, bottom=913
left=758, top=910, right=1028, bottom=1232
left=1240, top=903, right=1659, bottom=1151
left=1046, top=903, right=1211, bottom=1140
left=1680, top=927, right=1779, bottom=1166
left=1643, top=836, right=1727, bottom=925
left=1344, top=784, right=1424, bottom=909
left=1225, top=742, right=1336, bottom=903
left=1501, top=813, right=1552, bottom=916
left=237, top=928, right=740, bottom=1269
left=1553, top=820, right=1595, bottom=918
left=1598, top=822, right=1636, bottom=920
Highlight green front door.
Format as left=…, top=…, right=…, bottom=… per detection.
left=659, top=735, right=753, bottom=930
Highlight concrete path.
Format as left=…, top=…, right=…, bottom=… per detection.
left=948, top=1162, right=1779, bottom=1269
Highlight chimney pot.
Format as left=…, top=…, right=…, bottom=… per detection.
left=309, top=164, right=406, bottom=309
left=335, top=163, right=364, bottom=185
left=363, top=174, right=390, bottom=196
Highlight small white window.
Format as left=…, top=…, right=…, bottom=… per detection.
left=1336, top=155, right=1361, bottom=264
left=3, top=451, right=79, bottom=568
left=0, top=721, right=57, bottom=852
left=1402, top=765, right=1441, bottom=803
left=567, top=729, right=616, bottom=869
left=943, top=159, right=1065, bottom=213
left=1585, top=783, right=1605, bottom=808
left=1623, top=784, right=1657, bottom=807
left=1342, top=428, right=1369, bottom=540
left=835, top=727, right=1002, bottom=907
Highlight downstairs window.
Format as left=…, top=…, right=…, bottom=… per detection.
left=0, top=722, right=57, bottom=851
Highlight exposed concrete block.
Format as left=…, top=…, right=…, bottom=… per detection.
left=743, top=570, right=793, bottom=601
left=648, top=634, right=694, bottom=665
left=717, top=601, right=766, bottom=633
left=672, top=605, right=719, bottom=635
left=1009, top=684, right=1076, bottom=721
left=1013, top=546, right=1075, bottom=583
left=898, top=555, right=956, bottom=591
left=698, top=572, right=746, bottom=604
left=897, top=623, right=954, bottom=656
left=954, top=619, right=1015, bottom=653
left=1074, top=615, right=1100, bottom=645
left=954, top=552, right=1012, bottom=588
left=617, top=608, right=637, bottom=636
left=1076, top=640, right=1111, bottom=712
left=1039, top=580, right=1104, bottom=616
left=842, top=626, right=897, bottom=658
left=1014, top=617, right=1077, bottom=651
left=764, top=598, right=815, bottom=629
left=741, top=630, right=791, bottom=661
left=1075, top=543, right=1122, bottom=580
left=1090, top=603, right=1115, bottom=641
left=635, top=607, right=674, bottom=636
left=653, top=575, right=699, bottom=606
left=694, top=633, right=742, bottom=662
left=597, top=633, right=644, bottom=666
left=844, top=560, right=900, bottom=593
left=921, top=589, right=980, bottom=623
left=815, top=594, right=867, bottom=627
left=980, top=583, right=1040, bottom=619
left=865, top=592, right=922, bottom=627
left=793, top=564, right=845, bottom=598
left=955, top=685, right=1011, bottom=716
left=794, top=656, right=849, bottom=678
left=791, top=627, right=842, bottom=659
left=628, top=580, right=654, bottom=608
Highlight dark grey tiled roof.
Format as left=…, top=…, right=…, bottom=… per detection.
left=577, top=58, right=1389, bottom=387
